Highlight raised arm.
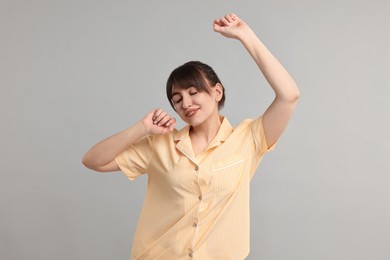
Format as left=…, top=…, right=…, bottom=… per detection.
left=213, top=13, right=300, bottom=148
left=82, top=109, right=176, bottom=172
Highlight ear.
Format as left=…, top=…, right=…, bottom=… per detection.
left=213, top=83, right=223, bottom=102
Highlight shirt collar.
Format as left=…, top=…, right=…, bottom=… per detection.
left=173, top=116, right=233, bottom=143
left=173, top=116, right=233, bottom=162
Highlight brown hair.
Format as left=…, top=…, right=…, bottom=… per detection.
left=166, top=61, right=225, bottom=110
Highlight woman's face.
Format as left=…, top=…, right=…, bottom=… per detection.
left=171, top=84, right=221, bottom=126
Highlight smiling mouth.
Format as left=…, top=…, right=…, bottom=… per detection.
left=185, top=108, right=199, bottom=118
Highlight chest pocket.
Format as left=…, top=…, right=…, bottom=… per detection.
left=210, top=154, right=245, bottom=197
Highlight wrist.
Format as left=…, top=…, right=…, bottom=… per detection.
left=237, top=26, right=257, bottom=43
left=124, top=121, right=150, bottom=141
left=136, top=120, right=150, bottom=136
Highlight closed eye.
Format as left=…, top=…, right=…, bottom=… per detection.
left=172, top=98, right=182, bottom=104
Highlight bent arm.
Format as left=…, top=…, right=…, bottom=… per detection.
left=82, top=108, right=176, bottom=172
left=239, top=28, right=300, bottom=148
left=214, top=13, right=300, bottom=148
left=82, top=121, right=148, bottom=172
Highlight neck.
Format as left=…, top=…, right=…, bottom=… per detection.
left=189, top=112, right=222, bottom=143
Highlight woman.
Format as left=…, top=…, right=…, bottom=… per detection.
left=82, top=13, right=300, bottom=260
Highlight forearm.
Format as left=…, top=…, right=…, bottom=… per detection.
left=238, top=28, right=300, bottom=101
left=82, top=121, right=148, bottom=169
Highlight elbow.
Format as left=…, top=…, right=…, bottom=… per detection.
left=286, top=84, right=300, bottom=102
left=81, top=154, right=95, bottom=171
left=291, top=82, right=301, bottom=101
left=275, top=83, right=300, bottom=103
left=278, top=91, right=300, bottom=103
left=81, top=156, right=90, bottom=169
left=292, top=90, right=300, bottom=102
left=81, top=154, right=109, bottom=172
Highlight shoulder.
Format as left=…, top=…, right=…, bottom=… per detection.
left=234, top=117, right=258, bottom=131
left=231, top=116, right=266, bottom=140
left=150, top=130, right=176, bottom=141
left=147, top=128, right=179, bottom=146
left=237, top=118, right=255, bottom=126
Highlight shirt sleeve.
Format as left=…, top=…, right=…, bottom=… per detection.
left=250, top=115, right=277, bottom=156
left=114, top=135, right=153, bottom=181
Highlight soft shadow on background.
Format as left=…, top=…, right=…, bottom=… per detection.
left=1, top=1, right=389, bottom=259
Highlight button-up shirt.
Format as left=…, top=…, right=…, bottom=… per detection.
left=114, top=115, right=276, bottom=259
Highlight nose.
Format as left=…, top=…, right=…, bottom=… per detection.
left=182, top=95, right=192, bottom=109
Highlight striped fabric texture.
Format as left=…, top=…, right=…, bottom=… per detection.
left=114, top=115, right=276, bottom=259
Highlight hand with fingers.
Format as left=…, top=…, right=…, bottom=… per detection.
left=213, top=13, right=250, bottom=40
left=141, top=108, right=176, bottom=135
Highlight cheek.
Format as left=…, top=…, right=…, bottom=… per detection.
left=200, top=95, right=217, bottom=107
left=196, top=93, right=212, bottom=103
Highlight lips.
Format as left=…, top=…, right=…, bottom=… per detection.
left=185, top=108, right=199, bottom=118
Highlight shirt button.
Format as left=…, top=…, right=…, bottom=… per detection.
left=198, top=195, right=202, bottom=200
left=193, top=223, right=197, bottom=227
left=195, top=166, right=199, bottom=171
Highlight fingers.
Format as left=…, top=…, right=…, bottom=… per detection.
left=152, top=109, right=166, bottom=125
left=165, top=117, right=176, bottom=130
left=142, top=109, right=176, bottom=135
left=152, top=108, right=175, bottom=127
left=214, top=13, right=237, bottom=27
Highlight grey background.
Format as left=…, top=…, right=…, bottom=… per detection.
left=1, top=0, right=389, bottom=259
